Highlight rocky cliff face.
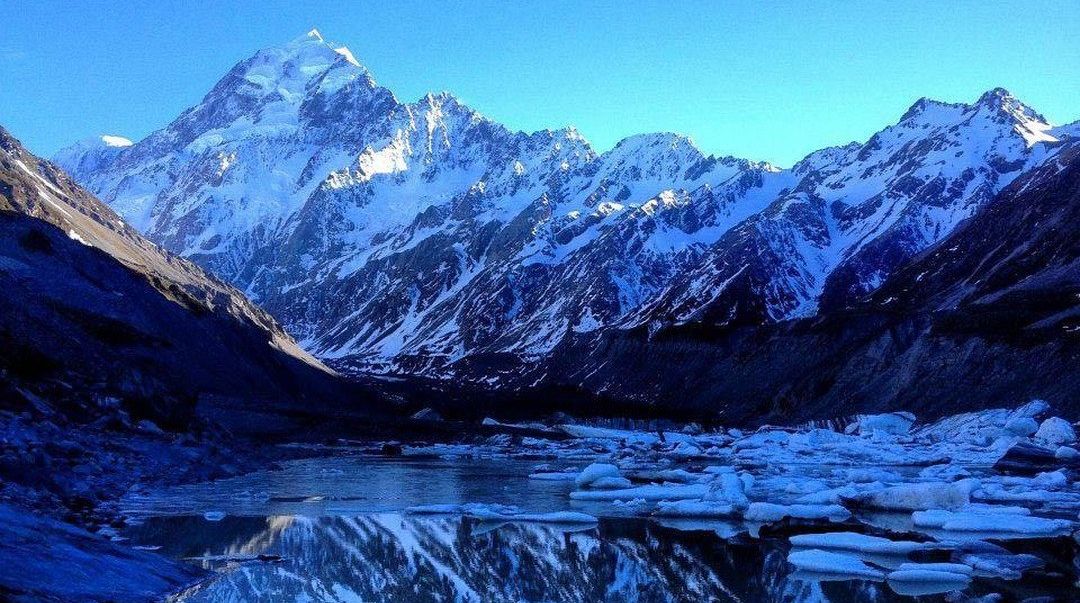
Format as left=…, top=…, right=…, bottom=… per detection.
left=55, top=30, right=1080, bottom=410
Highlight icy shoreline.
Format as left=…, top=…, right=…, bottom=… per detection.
left=5, top=399, right=1079, bottom=600
left=370, top=400, right=1080, bottom=596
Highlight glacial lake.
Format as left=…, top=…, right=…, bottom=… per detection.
left=117, top=455, right=1080, bottom=602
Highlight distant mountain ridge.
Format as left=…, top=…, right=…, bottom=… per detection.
left=55, top=30, right=1080, bottom=396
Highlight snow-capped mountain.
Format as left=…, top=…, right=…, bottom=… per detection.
left=55, top=29, right=1078, bottom=382
left=539, top=136, right=1080, bottom=422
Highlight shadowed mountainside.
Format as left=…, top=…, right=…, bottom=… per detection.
left=0, top=125, right=382, bottom=430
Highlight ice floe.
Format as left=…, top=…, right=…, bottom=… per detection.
left=789, top=532, right=929, bottom=555
left=844, top=480, right=977, bottom=511
left=390, top=399, right=1079, bottom=597
left=786, top=549, right=885, bottom=579
left=1035, top=416, right=1077, bottom=446
left=912, top=509, right=1072, bottom=535
left=744, top=503, right=851, bottom=523
left=573, top=462, right=622, bottom=488
left=653, top=500, right=739, bottom=518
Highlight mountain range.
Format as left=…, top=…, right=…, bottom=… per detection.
left=52, top=29, right=1080, bottom=419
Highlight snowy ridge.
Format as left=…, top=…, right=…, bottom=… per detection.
left=54, top=30, right=1078, bottom=379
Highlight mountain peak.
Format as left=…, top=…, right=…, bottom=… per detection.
left=898, top=88, right=1056, bottom=147
left=973, top=87, right=1056, bottom=146
left=976, top=86, right=1017, bottom=106
left=972, top=87, right=1043, bottom=121
left=274, top=28, right=366, bottom=72
left=610, top=132, right=699, bottom=154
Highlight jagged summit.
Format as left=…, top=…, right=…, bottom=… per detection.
left=898, top=88, right=1056, bottom=146
left=974, top=87, right=1057, bottom=145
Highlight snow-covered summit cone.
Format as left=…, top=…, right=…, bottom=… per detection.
left=54, top=28, right=404, bottom=280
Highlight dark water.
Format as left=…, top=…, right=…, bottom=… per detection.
left=118, top=457, right=1079, bottom=602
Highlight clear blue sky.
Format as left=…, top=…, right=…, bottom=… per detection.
left=2, top=0, right=1078, bottom=166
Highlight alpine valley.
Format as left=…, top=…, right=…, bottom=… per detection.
left=6, top=20, right=1080, bottom=603
left=56, top=29, right=1080, bottom=419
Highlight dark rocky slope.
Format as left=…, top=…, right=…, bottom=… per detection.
left=1, top=125, right=379, bottom=429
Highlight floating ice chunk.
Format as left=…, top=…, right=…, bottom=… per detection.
left=911, top=509, right=966, bottom=528
left=702, top=471, right=750, bottom=509
left=559, top=425, right=692, bottom=443
left=1032, top=470, right=1068, bottom=488
left=671, top=441, right=703, bottom=458
left=912, top=509, right=1072, bottom=535
left=1011, top=399, right=1050, bottom=419
left=787, top=549, right=885, bottom=579
left=1035, top=417, right=1076, bottom=446
left=844, top=480, right=976, bottom=511
left=569, top=483, right=709, bottom=501
left=895, top=562, right=973, bottom=576
left=733, top=429, right=790, bottom=452
left=783, top=479, right=828, bottom=494
left=962, top=503, right=1032, bottom=515
left=974, top=480, right=1075, bottom=505
left=739, top=472, right=755, bottom=492
left=848, top=412, right=915, bottom=436
left=1005, top=417, right=1039, bottom=437
left=959, top=552, right=1044, bottom=580
left=528, top=472, right=578, bottom=481
left=203, top=511, right=226, bottom=521
left=574, top=463, right=621, bottom=488
left=838, top=468, right=902, bottom=483
left=589, top=476, right=632, bottom=490
left=919, top=463, right=971, bottom=481
left=1056, top=446, right=1079, bottom=460
left=653, top=500, right=738, bottom=518
left=789, top=532, right=929, bottom=555
left=798, top=483, right=884, bottom=505
left=744, top=503, right=850, bottom=523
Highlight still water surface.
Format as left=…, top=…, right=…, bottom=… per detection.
left=118, top=456, right=1077, bottom=602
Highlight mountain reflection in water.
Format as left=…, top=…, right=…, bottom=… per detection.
left=122, top=513, right=1035, bottom=603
